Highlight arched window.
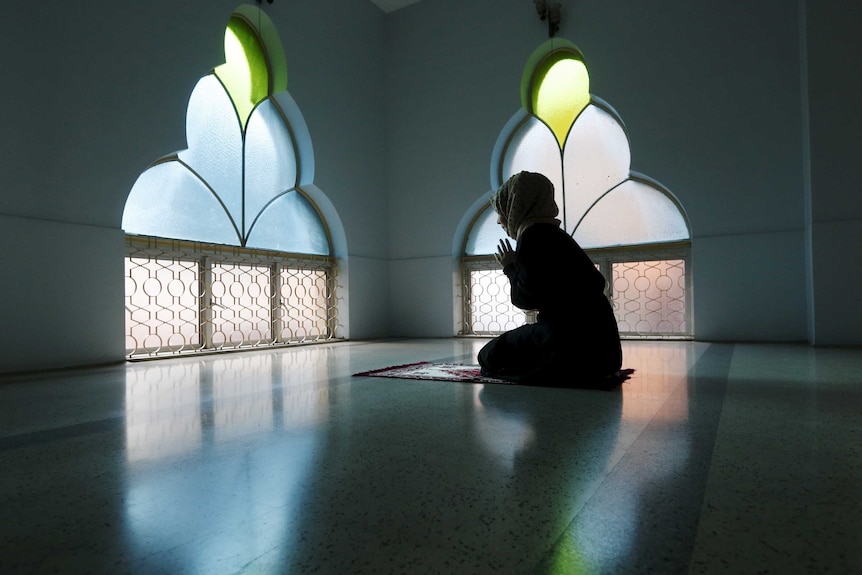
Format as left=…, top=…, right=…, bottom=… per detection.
left=460, top=39, right=692, bottom=339
left=122, top=5, right=340, bottom=358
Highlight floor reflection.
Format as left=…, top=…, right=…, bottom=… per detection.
left=126, top=361, right=203, bottom=462
left=125, top=348, right=334, bottom=463
left=123, top=346, right=336, bottom=572
left=621, top=340, right=699, bottom=425
left=120, top=340, right=703, bottom=572
left=538, top=342, right=729, bottom=573
left=12, top=339, right=851, bottom=573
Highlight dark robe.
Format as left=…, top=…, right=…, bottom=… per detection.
left=478, top=223, right=622, bottom=387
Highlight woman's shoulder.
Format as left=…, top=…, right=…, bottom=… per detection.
left=521, top=224, right=592, bottom=262
left=521, top=222, right=563, bottom=235
left=520, top=222, right=572, bottom=244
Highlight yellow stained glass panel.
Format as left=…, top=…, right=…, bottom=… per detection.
left=533, top=58, right=590, bottom=149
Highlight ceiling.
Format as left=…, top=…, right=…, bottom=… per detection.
left=368, top=0, right=421, bottom=14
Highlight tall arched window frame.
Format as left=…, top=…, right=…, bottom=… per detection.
left=122, top=5, right=341, bottom=358
left=460, top=39, right=693, bottom=339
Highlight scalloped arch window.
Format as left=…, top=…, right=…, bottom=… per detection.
left=122, top=7, right=329, bottom=256
left=466, top=40, right=690, bottom=255
left=461, top=39, right=692, bottom=339
left=121, top=6, right=339, bottom=358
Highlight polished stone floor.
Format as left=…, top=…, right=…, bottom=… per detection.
left=1, top=339, right=860, bottom=574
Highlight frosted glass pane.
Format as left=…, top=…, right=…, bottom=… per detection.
left=178, top=75, right=243, bottom=228
left=246, top=191, right=329, bottom=255
left=244, top=98, right=298, bottom=237
left=502, top=117, right=564, bottom=225
left=123, top=161, right=239, bottom=245
left=573, top=179, right=689, bottom=249
left=465, top=205, right=516, bottom=255
left=563, top=104, right=630, bottom=234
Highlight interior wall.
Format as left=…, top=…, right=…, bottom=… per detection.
left=0, top=0, right=389, bottom=373
left=278, top=2, right=391, bottom=340
left=3, top=0, right=857, bottom=374
left=804, top=0, right=862, bottom=346
left=385, top=0, right=810, bottom=341
left=0, top=215, right=126, bottom=371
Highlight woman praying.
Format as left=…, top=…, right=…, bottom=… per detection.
left=478, top=171, right=624, bottom=388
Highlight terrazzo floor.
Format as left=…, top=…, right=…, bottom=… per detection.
left=1, top=339, right=860, bottom=574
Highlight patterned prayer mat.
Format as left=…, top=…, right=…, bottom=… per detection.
left=354, top=362, right=635, bottom=388
left=353, top=362, right=512, bottom=384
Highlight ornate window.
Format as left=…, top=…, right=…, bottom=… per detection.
left=460, top=39, right=692, bottom=339
left=122, top=6, right=340, bottom=358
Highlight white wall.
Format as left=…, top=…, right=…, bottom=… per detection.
left=1, top=0, right=858, bottom=373
left=804, top=0, right=862, bottom=345
left=385, top=0, right=811, bottom=341
left=0, top=215, right=126, bottom=372
left=0, top=0, right=390, bottom=372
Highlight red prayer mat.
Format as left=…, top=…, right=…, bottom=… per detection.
left=353, top=362, right=512, bottom=384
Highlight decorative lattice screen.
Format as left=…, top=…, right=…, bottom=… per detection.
left=459, top=258, right=535, bottom=335
left=125, top=236, right=340, bottom=358
left=459, top=243, right=691, bottom=339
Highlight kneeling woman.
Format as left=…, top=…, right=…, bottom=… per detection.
left=478, top=171, right=623, bottom=387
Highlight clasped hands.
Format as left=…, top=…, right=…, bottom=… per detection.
left=495, top=238, right=516, bottom=268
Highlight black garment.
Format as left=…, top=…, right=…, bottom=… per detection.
left=478, top=223, right=622, bottom=387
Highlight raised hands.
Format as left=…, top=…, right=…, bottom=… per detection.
left=495, top=238, right=516, bottom=268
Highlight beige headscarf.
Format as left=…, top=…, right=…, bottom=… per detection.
left=491, top=171, right=561, bottom=239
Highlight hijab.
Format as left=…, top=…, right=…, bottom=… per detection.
left=491, top=171, right=561, bottom=239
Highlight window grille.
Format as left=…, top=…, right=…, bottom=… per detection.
left=459, top=257, right=536, bottom=335
left=458, top=243, right=691, bottom=340
left=120, top=7, right=343, bottom=361
left=591, top=243, right=692, bottom=339
left=125, top=235, right=340, bottom=358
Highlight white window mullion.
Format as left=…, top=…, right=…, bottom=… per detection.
left=271, top=262, right=283, bottom=344
left=200, top=256, right=214, bottom=350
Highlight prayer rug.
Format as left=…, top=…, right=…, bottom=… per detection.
left=353, top=362, right=512, bottom=384
left=354, top=362, right=636, bottom=388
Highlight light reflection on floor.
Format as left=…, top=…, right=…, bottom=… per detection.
left=1, top=339, right=860, bottom=574
left=125, top=348, right=334, bottom=464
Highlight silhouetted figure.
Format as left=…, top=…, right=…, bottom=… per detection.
left=478, top=171, right=624, bottom=388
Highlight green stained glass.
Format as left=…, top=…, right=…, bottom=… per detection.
left=214, top=16, right=270, bottom=130
left=234, top=3, right=287, bottom=95
left=520, top=39, right=591, bottom=150
left=532, top=57, right=590, bottom=149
